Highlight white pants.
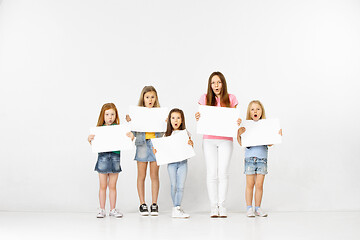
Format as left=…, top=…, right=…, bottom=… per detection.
left=203, top=139, right=233, bottom=208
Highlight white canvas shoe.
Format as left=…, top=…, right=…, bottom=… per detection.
left=109, top=209, right=123, bottom=218
left=96, top=208, right=106, bottom=218
left=255, top=207, right=268, bottom=217
left=210, top=206, right=219, bottom=218
left=172, top=206, right=190, bottom=218
left=246, top=207, right=255, bottom=217
left=218, top=206, right=227, bottom=218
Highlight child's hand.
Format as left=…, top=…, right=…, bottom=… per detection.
left=126, top=132, right=135, bottom=141
left=279, top=129, right=283, bottom=136
left=237, top=118, right=242, bottom=126
left=195, top=112, right=200, bottom=121
left=152, top=147, right=157, bottom=155
left=126, top=114, right=131, bottom=122
left=188, top=138, right=194, bottom=147
left=88, top=134, right=95, bottom=144
left=238, top=127, right=246, bottom=135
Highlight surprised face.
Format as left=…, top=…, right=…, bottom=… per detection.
left=211, top=75, right=222, bottom=97
left=144, top=91, right=157, bottom=108
left=249, top=103, right=263, bottom=121
left=170, top=112, right=182, bottom=130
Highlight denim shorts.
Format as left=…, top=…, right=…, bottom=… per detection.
left=94, top=152, right=122, bottom=174
left=244, top=157, right=268, bottom=175
left=134, top=139, right=156, bottom=162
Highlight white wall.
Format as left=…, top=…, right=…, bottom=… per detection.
left=0, top=0, right=359, bottom=212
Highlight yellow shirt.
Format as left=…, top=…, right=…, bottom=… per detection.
left=145, top=132, right=156, bottom=139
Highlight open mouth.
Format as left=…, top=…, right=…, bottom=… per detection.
left=254, top=114, right=258, bottom=118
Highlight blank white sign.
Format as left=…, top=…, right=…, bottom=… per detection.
left=240, top=119, right=282, bottom=147
left=151, top=130, right=195, bottom=166
left=196, top=105, right=240, bottom=138
left=90, top=124, right=134, bottom=153
left=129, top=106, right=168, bottom=132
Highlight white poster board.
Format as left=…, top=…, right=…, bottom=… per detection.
left=89, top=124, right=134, bottom=153
left=196, top=105, right=240, bottom=137
left=129, top=106, right=168, bottom=132
left=151, top=130, right=195, bottom=166
left=240, top=119, right=282, bottom=147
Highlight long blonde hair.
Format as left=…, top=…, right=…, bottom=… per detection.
left=138, top=86, right=160, bottom=107
left=246, top=100, right=266, bottom=120
left=96, top=103, right=120, bottom=126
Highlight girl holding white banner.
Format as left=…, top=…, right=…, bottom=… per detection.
left=237, top=100, right=282, bottom=217
left=195, top=72, right=241, bottom=218
left=153, top=108, right=193, bottom=218
left=88, top=103, right=134, bottom=218
left=126, top=86, right=164, bottom=216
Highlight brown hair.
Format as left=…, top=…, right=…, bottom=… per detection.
left=206, top=72, right=230, bottom=107
left=246, top=100, right=266, bottom=120
left=165, top=108, right=186, bottom=137
left=96, top=103, right=120, bottom=126
left=138, top=86, right=160, bottom=107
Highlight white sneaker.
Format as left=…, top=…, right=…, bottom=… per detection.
left=246, top=207, right=255, bottom=217
left=218, top=206, right=227, bottom=218
left=255, top=207, right=268, bottom=217
left=109, top=209, right=123, bottom=218
left=210, top=206, right=219, bottom=218
left=96, top=208, right=106, bottom=218
left=172, top=206, right=190, bottom=218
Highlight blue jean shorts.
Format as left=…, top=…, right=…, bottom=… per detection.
left=134, top=139, right=156, bottom=162
left=244, top=157, right=268, bottom=175
left=95, top=152, right=122, bottom=174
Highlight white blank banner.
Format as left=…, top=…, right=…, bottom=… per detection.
left=151, top=130, right=195, bottom=166
left=196, top=105, right=240, bottom=137
left=241, top=119, right=282, bottom=147
left=90, top=124, right=134, bottom=153
left=129, top=106, right=168, bottom=132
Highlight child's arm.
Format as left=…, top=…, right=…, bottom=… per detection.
left=237, top=127, right=246, bottom=146
left=88, top=134, right=95, bottom=144
left=152, top=147, right=157, bottom=155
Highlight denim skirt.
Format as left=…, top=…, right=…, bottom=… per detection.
left=95, top=152, right=122, bottom=174
left=134, top=139, right=156, bottom=162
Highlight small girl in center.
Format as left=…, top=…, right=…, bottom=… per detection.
left=158, top=108, right=193, bottom=218
left=126, top=86, right=164, bottom=216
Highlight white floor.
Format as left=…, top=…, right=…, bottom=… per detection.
left=1, top=211, right=359, bottom=240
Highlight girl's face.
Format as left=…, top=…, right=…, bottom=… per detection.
left=250, top=103, right=262, bottom=121
left=170, top=112, right=182, bottom=130
left=211, top=75, right=222, bottom=97
left=104, top=109, right=116, bottom=125
left=144, top=91, right=157, bottom=108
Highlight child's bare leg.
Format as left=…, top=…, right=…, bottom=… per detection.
left=149, top=161, right=160, bottom=204
left=108, top=173, right=119, bottom=210
left=254, top=174, right=265, bottom=207
left=137, top=162, right=148, bottom=204
left=99, top=173, right=108, bottom=209
left=246, top=175, right=255, bottom=206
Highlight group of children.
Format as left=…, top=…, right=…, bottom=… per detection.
left=87, top=72, right=282, bottom=219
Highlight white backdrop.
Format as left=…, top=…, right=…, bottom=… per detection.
left=0, top=0, right=359, bottom=213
